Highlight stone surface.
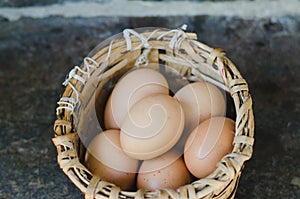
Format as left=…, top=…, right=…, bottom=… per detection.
left=1, top=0, right=299, bottom=21
left=0, top=0, right=107, bottom=7
left=0, top=0, right=262, bottom=8
left=0, top=14, right=299, bottom=198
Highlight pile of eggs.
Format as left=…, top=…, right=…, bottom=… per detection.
left=84, top=68, right=235, bottom=191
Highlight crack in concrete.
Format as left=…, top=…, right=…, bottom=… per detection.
left=0, top=0, right=299, bottom=21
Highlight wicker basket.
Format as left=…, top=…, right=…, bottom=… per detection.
left=52, top=27, right=254, bottom=199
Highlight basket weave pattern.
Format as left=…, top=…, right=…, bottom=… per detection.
left=53, top=28, right=254, bottom=199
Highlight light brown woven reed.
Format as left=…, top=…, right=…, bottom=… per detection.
left=52, top=27, right=254, bottom=199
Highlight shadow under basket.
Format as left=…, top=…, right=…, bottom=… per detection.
left=52, top=27, right=254, bottom=199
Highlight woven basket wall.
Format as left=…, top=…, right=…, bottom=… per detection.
left=52, top=27, right=254, bottom=199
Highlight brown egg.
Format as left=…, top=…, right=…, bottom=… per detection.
left=84, top=129, right=139, bottom=190
left=174, top=82, right=226, bottom=151
left=120, top=94, right=184, bottom=160
left=104, top=68, right=169, bottom=129
left=184, top=117, right=235, bottom=178
left=137, top=150, right=192, bottom=191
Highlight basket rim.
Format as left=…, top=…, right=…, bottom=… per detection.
left=53, top=27, right=254, bottom=199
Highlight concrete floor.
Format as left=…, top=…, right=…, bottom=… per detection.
left=0, top=1, right=299, bottom=198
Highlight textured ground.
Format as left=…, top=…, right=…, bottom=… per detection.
left=0, top=1, right=300, bottom=199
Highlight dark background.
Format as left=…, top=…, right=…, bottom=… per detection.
left=0, top=0, right=299, bottom=198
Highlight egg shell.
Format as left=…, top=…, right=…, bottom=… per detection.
left=84, top=129, right=139, bottom=190
left=174, top=82, right=226, bottom=151
left=137, top=150, right=192, bottom=191
left=120, top=94, right=184, bottom=160
left=184, top=117, right=235, bottom=178
left=104, top=68, right=169, bottom=129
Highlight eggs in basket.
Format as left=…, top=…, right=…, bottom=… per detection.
left=53, top=27, right=254, bottom=198
left=85, top=67, right=235, bottom=191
